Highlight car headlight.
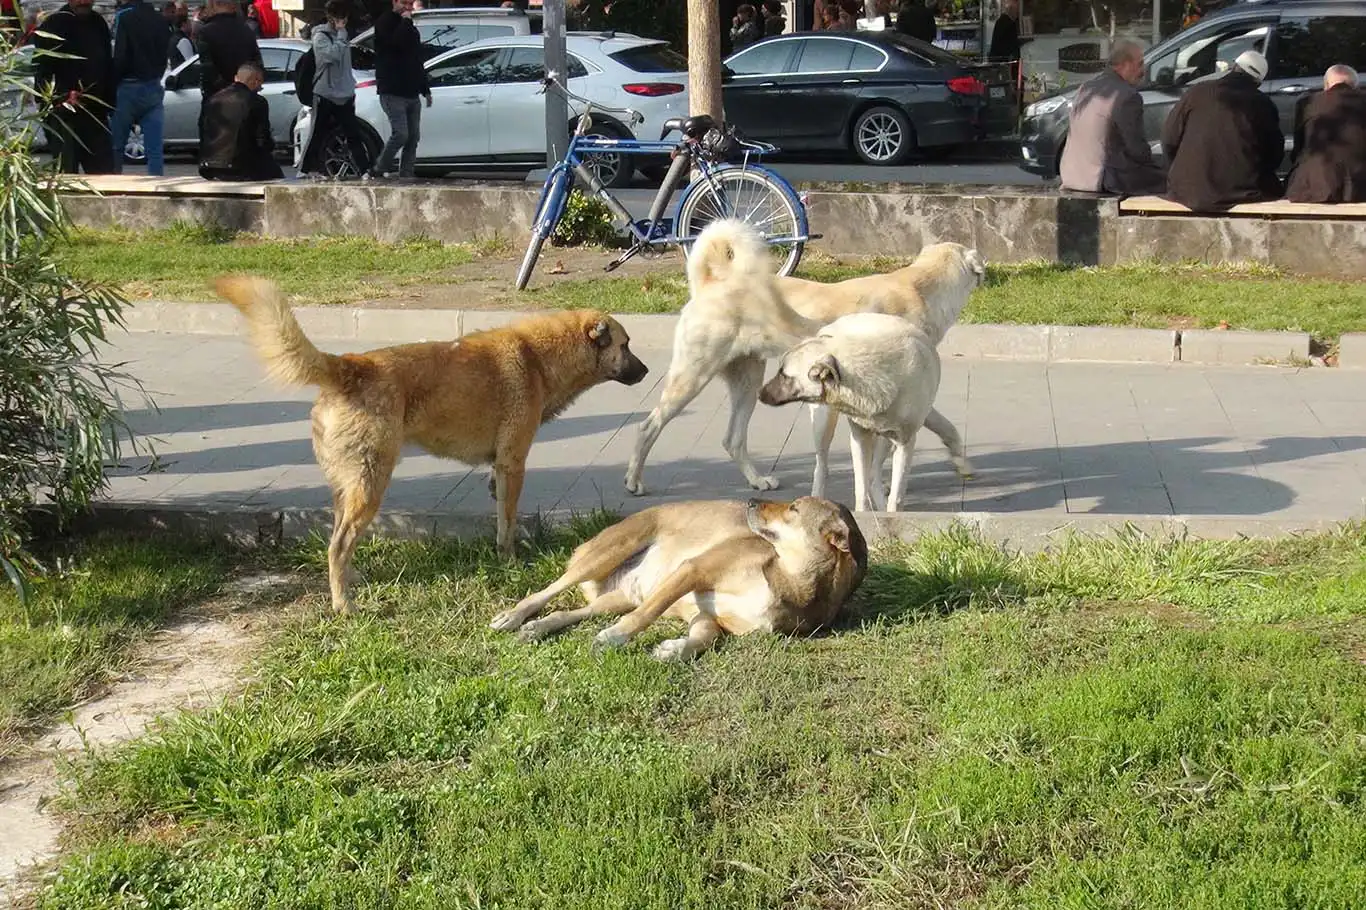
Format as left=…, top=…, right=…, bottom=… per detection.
left=1025, top=95, right=1069, bottom=118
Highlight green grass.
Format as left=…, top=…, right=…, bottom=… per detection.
left=530, top=259, right=1366, bottom=344
left=29, top=523, right=1366, bottom=909
left=60, top=227, right=1366, bottom=342
left=0, top=534, right=231, bottom=758
left=58, top=223, right=477, bottom=305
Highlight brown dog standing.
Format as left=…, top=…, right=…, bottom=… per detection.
left=216, top=277, right=649, bottom=613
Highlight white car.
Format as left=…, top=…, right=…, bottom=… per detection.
left=294, top=33, right=690, bottom=186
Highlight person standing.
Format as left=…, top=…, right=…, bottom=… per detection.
left=1161, top=50, right=1284, bottom=210
left=760, top=0, right=785, bottom=36
left=370, top=0, right=431, bottom=179
left=197, top=0, right=261, bottom=99
left=730, top=4, right=762, bottom=51
left=110, top=0, right=171, bottom=175
left=167, top=11, right=195, bottom=67
left=1286, top=65, right=1366, bottom=203
left=896, top=0, right=938, bottom=44
left=988, top=0, right=1022, bottom=64
left=1059, top=39, right=1165, bottom=196
left=199, top=61, right=283, bottom=179
left=34, top=0, right=116, bottom=174
left=300, top=0, right=371, bottom=177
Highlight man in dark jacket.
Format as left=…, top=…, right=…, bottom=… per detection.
left=199, top=61, right=283, bottom=179
left=1060, top=39, right=1165, bottom=195
left=987, top=0, right=1022, bottom=64
left=34, top=0, right=116, bottom=174
left=369, top=0, right=430, bottom=178
left=110, top=0, right=171, bottom=174
left=1286, top=65, right=1366, bottom=204
left=1161, top=50, right=1283, bottom=211
left=196, top=0, right=260, bottom=100
left=896, top=0, right=937, bottom=44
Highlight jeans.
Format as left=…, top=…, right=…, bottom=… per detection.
left=375, top=94, right=422, bottom=177
left=109, top=79, right=165, bottom=176
left=302, top=96, right=371, bottom=176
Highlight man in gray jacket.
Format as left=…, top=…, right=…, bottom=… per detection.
left=299, top=0, right=371, bottom=176
left=1060, top=39, right=1165, bottom=196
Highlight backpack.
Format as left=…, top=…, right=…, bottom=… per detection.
left=294, top=47, right=317, bottom=106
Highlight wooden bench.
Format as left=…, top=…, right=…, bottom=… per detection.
left=59, top=174, right=270, bottom=199
left=1120, top=195, right=1366, bottom=220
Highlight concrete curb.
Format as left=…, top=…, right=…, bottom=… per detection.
left=1339, top=333, right=1366, bottom=370
left=120, top=301, right=1318, bottom=367
left=68, top=503, right=1351, bottom=552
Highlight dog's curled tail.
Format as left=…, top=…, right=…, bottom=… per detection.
left=686, top=218, right=772, bottom=291
left=216, top=276, right=342, bottom=390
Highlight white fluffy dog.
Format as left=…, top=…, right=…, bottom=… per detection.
left=759, top=313, right=945, bottom=512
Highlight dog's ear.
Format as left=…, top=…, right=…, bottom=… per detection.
left=825, top=525, right=851, bottom=553
left=807, top=354, right=840, bottom=389
left=587, top=319, right=612, bottom=348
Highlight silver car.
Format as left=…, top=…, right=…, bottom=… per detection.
left=124, top=37, right=309, bottom=163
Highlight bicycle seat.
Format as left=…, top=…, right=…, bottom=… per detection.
left=660, top=114, right=720, bottom=140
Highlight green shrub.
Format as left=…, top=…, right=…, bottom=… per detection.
left=552, top=189, right=620, bottom=248
left=0, top=47, right=147, bottom=602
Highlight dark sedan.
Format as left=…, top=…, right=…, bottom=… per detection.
left=721, top=31, right=1016, bottom=165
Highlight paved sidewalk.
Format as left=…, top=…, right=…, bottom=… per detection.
left=103, top=330, right=1366, bottom=524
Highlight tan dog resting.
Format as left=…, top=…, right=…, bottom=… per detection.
left=490, top=497, right=868, bottom=660
left=217, top=277, right=649, bottom=613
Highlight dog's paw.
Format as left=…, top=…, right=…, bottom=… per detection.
left=593, top=627, right=631, bottom=651
left=489, top=607, right=527, bottom=632
left=517, top=618, right=557, bottom=642
left=624, top=475, right=648, bottom=497
left=751, top=474, right=781, bottom=492
left=651, top=637, right=693, bottom=662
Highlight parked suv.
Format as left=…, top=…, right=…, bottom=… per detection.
left=347, top=6, right=543, bottom=70
left=1019, top=0, right=1366, bottom=178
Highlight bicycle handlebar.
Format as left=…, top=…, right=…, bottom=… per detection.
left=539, top=74, right=644, bottom=127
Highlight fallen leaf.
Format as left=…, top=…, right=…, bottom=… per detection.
left=549, top=260, right=567, bottom=275
left=1217, top=321, right=1230, bottom=330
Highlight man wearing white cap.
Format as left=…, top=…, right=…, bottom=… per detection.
left=1160, top=49, right=1284, bottom=210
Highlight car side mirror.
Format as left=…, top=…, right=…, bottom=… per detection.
left=1153, top=66, right=1174, bottom=87
left=164, top=73, right=177, bottom=90
left=721, top=66, right=735, bottom=83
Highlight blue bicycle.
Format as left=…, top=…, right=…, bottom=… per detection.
left=516, top=75, right=814, bottom=291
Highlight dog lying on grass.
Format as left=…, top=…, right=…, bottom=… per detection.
left=217, top=276, right=649, bottom=613
left=491, top=497, right=868, bottom=661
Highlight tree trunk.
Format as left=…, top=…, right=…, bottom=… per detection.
left=687, top=0, right=723, bottom=119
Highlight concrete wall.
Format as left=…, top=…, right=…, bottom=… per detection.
left=58, top=183, right=1366, bottom=277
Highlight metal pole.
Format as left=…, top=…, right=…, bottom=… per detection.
left=543, top=0, right=569, bottom=168
left=1152, top=0, right=1161, bottom=45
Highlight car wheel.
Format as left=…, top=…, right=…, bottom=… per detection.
left=580, top=127, right=633, bottom=189
left=123, top=124, right=146, bottom=164
left=851, top=106, right=914, bottom=166
left=315, top=127, right=376, bottom=178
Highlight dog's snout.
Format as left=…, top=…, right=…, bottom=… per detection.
left=617, top=352, right=649, bottom=385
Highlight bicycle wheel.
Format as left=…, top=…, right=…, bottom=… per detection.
left=516, top=168, right=572, bottom=291
left=674, top=166, right=806, bottom=277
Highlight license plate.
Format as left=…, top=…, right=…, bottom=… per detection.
left=990, top=86, right=1006, bottom=99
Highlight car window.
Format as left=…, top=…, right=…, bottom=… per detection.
left=1145, top=18, right=1273, bottom=87
left=498, top=46, right=588, bottom=83
left=794, top=37, right=855, bottom=73
left=477, top=24, right=517, bottom=39
left=850, top=44, right=885, bottom=71
left=1270, top=16, right=1366, bottom=81
left=419, top=22, right=482, bottom=53
left=260, top=47, right=291, bottom=82
left=427, top=47, right=502, bottom=87
left=609, top=44, right=689, bottom=73
left=726, top=40, right=793, bottom=76
left=885, top=32, right=965, bottom=67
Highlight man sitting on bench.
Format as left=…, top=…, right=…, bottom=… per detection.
left=1286, top=65, right=1366, bottom=204
left=198, top=61, right=283, bottom=181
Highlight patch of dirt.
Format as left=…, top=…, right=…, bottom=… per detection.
left=0, top=576, right=286, bottom=902
left=359, top=245, right=686, bottom=311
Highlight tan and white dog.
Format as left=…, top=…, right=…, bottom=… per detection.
left=760, top=313, right=945, bottom=512
left=490, top=497, right=868, bottom=661
left=624, top=218, right=984, bottom=499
